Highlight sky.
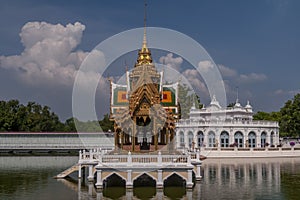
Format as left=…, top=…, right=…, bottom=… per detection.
left=0, top=0, right=299, bottom=121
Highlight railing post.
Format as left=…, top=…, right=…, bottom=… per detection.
left=158, top=151, right=162, bottom=166
left=128, top=151, right=132, bottom=166
left=196, top=149, right=200, bottom=161
left=83, top=149, right=86, bottom=159
left=188, top=152, right=191, bottom=164
left=79, top=150, right=82, bottom=160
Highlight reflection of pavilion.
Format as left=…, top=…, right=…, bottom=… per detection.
left=58, top=158, right=284, bottom=199
left=201, top=159, right=281, bottom=199
left=109, top=19, right=179, bottom=152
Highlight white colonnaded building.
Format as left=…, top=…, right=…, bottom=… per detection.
left=175, top=95, right=280, bottom=150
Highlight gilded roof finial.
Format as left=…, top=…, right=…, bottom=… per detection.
left=143, top=0, right=147, bottom=50
left=135, top=0, right=153, bottom=66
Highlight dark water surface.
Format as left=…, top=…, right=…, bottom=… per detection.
left=0, top=156, right=300, bottom=199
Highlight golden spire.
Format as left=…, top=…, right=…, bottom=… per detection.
left=142, top=0, right=147, bottom=50
left=135, top=0, right=152, bottom=66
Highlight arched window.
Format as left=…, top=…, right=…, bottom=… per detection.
left=248, top=132, right=256, bottom=148
left=197, top=131, right=204, bottom=147
left=261, top=132, right=267, bottom=147
left=208, top=131, right=215, bottom=147
left=179, top=132, right=184, bottom=147
left=220, top=131, right=229, bottom=147
left=234, top=132, right=244, bottom=147
left=188, top=132, right=194, bottom=148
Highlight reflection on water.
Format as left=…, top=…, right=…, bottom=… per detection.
left=1, top=157, right=300, bottom=199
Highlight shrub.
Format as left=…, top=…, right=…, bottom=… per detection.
left=290, top=141, right=295, bottom=146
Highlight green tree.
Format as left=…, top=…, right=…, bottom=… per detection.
left=178, top=84, right=202, bottom=119
left=253, top=111, right=281, bottom=121
left=280, top=94, right=300, bottom=137
left=99, top=114, right=114, bottom=132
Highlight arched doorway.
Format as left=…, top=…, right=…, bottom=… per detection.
left=261, top=132, right=267, bottom=147
left=248, top=132, right=256, bottom=147
left=197, top=131, right=204, bottom=147
left=234, top=132, right=244, bottom=147
left=220, top=131, right=229, bottom=147
left=208, top=131, right=215, bottom=147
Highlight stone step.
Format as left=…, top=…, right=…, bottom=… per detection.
left=54, top=164, right=79, bottom=179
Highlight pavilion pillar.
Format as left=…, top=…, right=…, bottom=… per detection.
left=186, top=169, right=193, bottom=189
left=87, top=165, right=94, bottom=182
left=166, top=128, right=169, bottom=145
left=157, top=169, right=163, bottom=188
left=132, top=121, right=136, bottom=152
left=153, top=118, right=158, bottom=151
left=121, top=132, right=124, bottom=149
left=78, top=164, right=82, bottom=179
left=126, top=170, right=133, bottom=189
left=114, top=129, right=119, bottom=148
left=95, top=169, right=103, bottom=189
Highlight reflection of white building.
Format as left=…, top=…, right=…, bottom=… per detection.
left=175, top=96, right=280, bottom=149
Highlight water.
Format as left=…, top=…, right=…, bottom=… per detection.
left=0, top=156, right=300, bottom=199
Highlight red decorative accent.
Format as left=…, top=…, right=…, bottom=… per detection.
left=163, top=93, right=167, bottom=99
left=122, top=93, right=127, bottom=100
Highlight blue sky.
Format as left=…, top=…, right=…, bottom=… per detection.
left=0, top=0, right=299, bottom=121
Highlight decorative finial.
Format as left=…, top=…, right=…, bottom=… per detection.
left=135, top=0, right=152, bottom=66
left=143, top=0, right=147, bottom=49
left=236, top=86, right=239, bottom=103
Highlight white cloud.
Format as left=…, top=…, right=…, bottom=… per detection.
left=218, top=64, right=237, bottom=78
left=238, top=73, right=267, bottom=83
left=216, top=64, right=267, bottom=84
left=182, top=69, right=208, bottom=95
left=197, top=60, right=214, bottom=72
left=274, top=89, right=300, bottom=96
left=0, top=21, right=92, bottom=86
left=159, top=53, right=183, bottom=71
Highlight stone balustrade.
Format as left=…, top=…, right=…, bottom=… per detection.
left=78, top=149, right=200, bottom=167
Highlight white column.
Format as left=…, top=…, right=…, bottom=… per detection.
left=257, top=133, right=261, bottom=148
left=126, top=170, right=133, bottom=189
left=157, top=170, right=163, bottom=188
left=88, top=182, right=93, bottom=196
left=196, top=164, right=202, bottom=181
left=95, top=170, right=102, bottom=189
left=78, top=164, right=82, bottom=179
left=266, top=132, right=271, bottom=145
left=158, top=151, right=162, bottom=166
left=87, top=165, right=94, bottom=182
left=128, top=151, right=132, bottom=166
left=186, top=169, right=193, bottom=189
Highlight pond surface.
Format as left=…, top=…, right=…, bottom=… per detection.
left=0, top=156, right=300, bottom=199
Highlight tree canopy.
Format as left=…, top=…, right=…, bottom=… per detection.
left=253, top=93, right=300, bottom=137
left=0, top=100, right=113, bottom=132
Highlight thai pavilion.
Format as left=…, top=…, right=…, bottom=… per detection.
left=175, top=95, right=280, bottom=150
left=109, top=26, right=180, bottom=152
